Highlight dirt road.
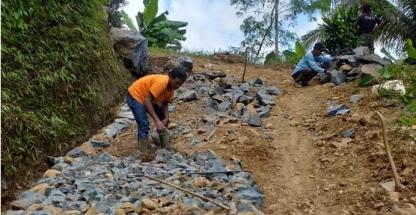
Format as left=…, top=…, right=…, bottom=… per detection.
left=106, top=56, right=416, bottom=214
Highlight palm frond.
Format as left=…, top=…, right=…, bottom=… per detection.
left=301, top=25, right=325, bottom=49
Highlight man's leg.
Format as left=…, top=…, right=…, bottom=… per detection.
left=368, top=34, right=375, bottom=54
left=293, top=69, right=317, bottom=86
left=127, top=94, right=150, bottom=142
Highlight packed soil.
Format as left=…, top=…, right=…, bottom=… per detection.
left=105, top=54, right=416, bottom=214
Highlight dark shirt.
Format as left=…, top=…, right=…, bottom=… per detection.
left=355, top=12, right=381, bottom=35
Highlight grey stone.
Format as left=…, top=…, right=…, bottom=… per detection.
left=116, top=111, right=134, bottom=120
left=239, top=83, right=251, bottom=92
left=30, top=210, right=52, bottom=215
left=256, top=90, right=275, bottom=106
left=105, top=120, right=130, bottom=138
left=341, top=128, right=356, bottom=138
left=242, top=107, right=262, bottom=127
left=68, top=201, right=89, bottom=212
left=330, top=70, right=346, bottom=85
left=90, top=139, right=110, bottom=148
left=326, top=104, right=350, bottom=116
left=179, top=90, right=198, bottom=102
left=168, top=105, right=176, bottom=112
left=82, top=188, right=104, bottom=202
left=350, top=94, right=364, bottom=103
left=5, top=210, right=24, bottom=215
left=207, top=97, right=219, bottom=110
left=11, top=191, right=45, bottom=209
left=360, top=64, right=383, bottom=81
left=256, top=106, right=272, bottom=118
left=203, top=71, right=226, bottom=80
left=353, top=46, right=370, bottom=56
left=234, top=186, right=263, bottom=206
left=217, top=79, right=231, bottom=89
left=248, top=78, right=264, bottom=86
left=217, top=101, right=232, bottom=112
left=66, top=147, right=87, bottom=158
left=265, top=86, right=281, bottom=95
left=178, top=56, right=193, bottom=72
left=238, top=95, right=254, bottom=105
left=359, top=53, right=390, bottom=66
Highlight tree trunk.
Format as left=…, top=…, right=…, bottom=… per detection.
left=274, top=0, right=279, bottom=55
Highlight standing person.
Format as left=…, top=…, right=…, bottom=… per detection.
left=292, top=42, right=335, bottom=87
left=127, top=66, right=187, bottom=151
left=355, top=3, right=384, bottom=53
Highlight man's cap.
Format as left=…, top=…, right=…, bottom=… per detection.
left=313, top=42, right=328, bottom=52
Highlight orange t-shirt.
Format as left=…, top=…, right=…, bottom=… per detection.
left=128, top=75, right=174, bottom=104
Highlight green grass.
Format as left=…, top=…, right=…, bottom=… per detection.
left=375, top=63, right=416, bottom=125
left=1, top=0, right=129, bottom=196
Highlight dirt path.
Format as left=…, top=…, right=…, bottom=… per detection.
left=106, top=56, right=416, bottom=214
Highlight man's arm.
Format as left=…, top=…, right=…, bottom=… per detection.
left=373, top=17, right=385, bottom=31
left=305, top=55, right=326, bottom=76
left=144, top=92, right=165, bottom=130
left=319, top=55, right=335, bottom=63
left=161, top=101, right=169, bottom=126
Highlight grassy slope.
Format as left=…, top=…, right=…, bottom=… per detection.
left=1, top=0, right=130, bottom=201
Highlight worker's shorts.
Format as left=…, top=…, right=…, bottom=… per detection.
left=127, top=93, right=165, bottom=140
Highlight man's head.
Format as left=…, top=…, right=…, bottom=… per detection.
left=361, top=3, right=371, bottom=13
left=168, top=66, right=187, bottom=90
left=312, top=42, right=327, bottom=56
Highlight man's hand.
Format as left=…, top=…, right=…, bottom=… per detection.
left=155, top=120, right=165, bottom=131
left=162, top=118, right=169, bottom=127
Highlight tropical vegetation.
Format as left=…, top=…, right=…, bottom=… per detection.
left=121, top=0, right=188, bottom=50
left=1, top=0, right=129, bottom=199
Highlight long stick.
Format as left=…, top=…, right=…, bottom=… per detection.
left=375, top=111, right=402, bottom=191
left=242, top=47, right=249, bottom=82
left=188, top=170, right=253, bottom=175
left=143, top=175, right=229, bottom=211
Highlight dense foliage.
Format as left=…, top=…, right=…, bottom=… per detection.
left=1, top=0, right=129, bottom=195
left=121, top=0, right=187, bottom=49
left=302, top=6, right=359, bottom=53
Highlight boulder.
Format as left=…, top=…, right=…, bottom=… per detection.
left=353, top=46, right=370, bottom=56
left=359, top=53, right=390, bottom=66
left=372, top=80, right=406, bottom=96
left=243, top=104, right=262, bottom=127
left=110, top=27, right=148, bottom=77
left=164, top=56, right=193, bottom=73
left=330, top=70, right=346, bottom=85
left=179, top=90, right=198, bottom=101
left=238, top=95, right=255, bottom=105
left=360, top=64, right=383, bottom=81
left=256, top=90, right=275, bottom=106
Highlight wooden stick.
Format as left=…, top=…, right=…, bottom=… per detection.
left=374, top=111, right=402, bottom=191
left=205, top=128, right=218, bottom=141
left=241, top=47, right=249, bottom=82
left=143, top=174, right=229, bottom=211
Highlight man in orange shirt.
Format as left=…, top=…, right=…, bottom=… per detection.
left=127, top=66, right=188, bottom=149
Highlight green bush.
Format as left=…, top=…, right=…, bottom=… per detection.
left=1, top=0, right=129, bottom=194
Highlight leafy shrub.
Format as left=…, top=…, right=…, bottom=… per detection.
left=302, top=6, right=359, bottom=53
left=1, top=0, right=129, bottom=197
left=121, top=0, right=187, bottom=49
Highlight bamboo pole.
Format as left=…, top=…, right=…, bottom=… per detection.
left=143, top=174, right=229, bottom=211
left=374, top=111, right=402, bottom=191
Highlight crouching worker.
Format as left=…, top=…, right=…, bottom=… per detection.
left=127, top=66, right=187, bottom=152
left=292, top=42, right=335, bottom=87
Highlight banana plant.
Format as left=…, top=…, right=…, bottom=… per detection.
left=121, top=0, right=187, bottom=49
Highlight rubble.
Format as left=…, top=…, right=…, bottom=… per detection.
left=7, top=149, right=263, bottom=214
